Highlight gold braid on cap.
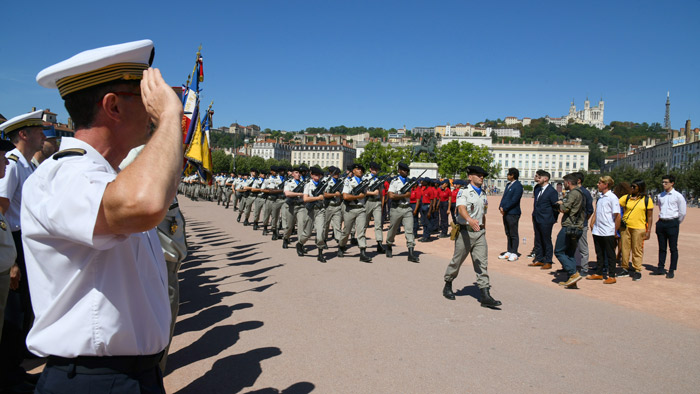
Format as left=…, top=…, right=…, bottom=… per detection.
left=3, top=119, right=45, bottom=134
left=56, top=62, right=149, bottom=97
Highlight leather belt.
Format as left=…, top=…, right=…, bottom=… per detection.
left=47, top=351, right=163, bottom=376
left=658, top=217, right=679, bottom=222
left=329, top=202, right=342, bottom=207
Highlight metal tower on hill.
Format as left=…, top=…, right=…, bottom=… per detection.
left=664, top=91, right=671, bottom=131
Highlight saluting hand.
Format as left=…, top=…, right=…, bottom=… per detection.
left=141, top=68, right=183, bottom=127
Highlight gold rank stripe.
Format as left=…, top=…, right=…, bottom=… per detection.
left=3, top=119, right=44, bottom=133
left=56, top=63, right=149, bottom=97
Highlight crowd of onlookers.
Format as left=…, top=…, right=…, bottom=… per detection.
left=497, top=168, right=687, bottom=288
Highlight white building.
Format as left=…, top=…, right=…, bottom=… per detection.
left=546, top=97, right=605, bottom=129
left=251, top=141, right=292, bottom=162
left=490, top=142, right=590, bottom=188
left=489, top=127, right=521, bottom=138
left=291, top=143, right=356, bottom=170
left=504, top=117, right=519, bottom=126
left=440, top=135, right=492, bottom=148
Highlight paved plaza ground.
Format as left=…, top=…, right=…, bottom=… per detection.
left=157, top=194, right=700, bottom=393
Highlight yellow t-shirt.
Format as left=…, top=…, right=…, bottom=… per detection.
left=619, top=194, right=654, bottom=229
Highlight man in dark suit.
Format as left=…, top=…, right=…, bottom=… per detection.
left=499, top=168, right=523, bottom=261
left=529, top=170, right=559, bottom=270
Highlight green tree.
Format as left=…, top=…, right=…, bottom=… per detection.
left=436, top=141, right=495, bottom=179
left=212, top=149, right=232, bottom=173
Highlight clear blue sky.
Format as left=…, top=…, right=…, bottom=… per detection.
left=2, top=0, right=698, bottom=131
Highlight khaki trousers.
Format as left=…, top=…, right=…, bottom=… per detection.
left=386, top=205, right=415, bottom=248
left=365, top=199, right=383, bottom=243
left=444, top=228, right=490, bottom=289
left=299, top=207, right=326, bottom=248
left=620, top=227, right=645, bottom=272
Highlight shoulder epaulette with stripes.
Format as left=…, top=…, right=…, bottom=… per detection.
left=8, top=154, right=18, bottom=162
left=53, top=148, right=87, bottom=160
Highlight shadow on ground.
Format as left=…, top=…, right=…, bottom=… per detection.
left=168, top=215, right=314, bottom=392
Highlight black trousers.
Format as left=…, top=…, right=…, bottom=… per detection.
left=36, top=364, right=165, bottom=394
left=593, top=234, right=617, bottom=278
left=533, top=221, right=554, bottom=263
left=503, top=214, right=520, bottom=254
left=656, top=219, right=680, bottom=271
left=439, top=201, right=449, bottom=235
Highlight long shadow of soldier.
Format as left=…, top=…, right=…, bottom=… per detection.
left=174, top=303, right=254, bottom=336
left=166, top=321, right=264, bottom=375
left=175, top=347, right=310, bottom=394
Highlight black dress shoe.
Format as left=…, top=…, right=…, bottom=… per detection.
left=385, top=245, right=393, bottom=258
left=296, top=242, right=305, bottom=257
left=282, top=239, right=289, bottom=249
left=650, top=268, right=668, bottom=276
left=666, top=270, right=675, bottom=279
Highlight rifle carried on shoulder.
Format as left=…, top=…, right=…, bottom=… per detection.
left=399, top=169, right=428, bottom=194
left=368, top=173, right=393, bottom=192
left=306, top=176, right=331, bottom=210
left=285, top=178, right=310, bottom=205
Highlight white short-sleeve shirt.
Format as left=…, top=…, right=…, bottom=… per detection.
left=21, top=137, right=170, bottom=357
left=0, top=148, right=35, bottom=231
left=592, top=190, right=618, bottom=236
left=388, top=176, right=410, bottom=204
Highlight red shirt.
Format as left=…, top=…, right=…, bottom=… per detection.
left=438, top=187, right=451, bottom=202
left=450, top=188, right=459, bottom=203
left=410, top=187, right=422, bottom=203
left=421, top=186, right=435, bottom=204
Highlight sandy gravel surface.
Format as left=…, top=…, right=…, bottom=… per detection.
left=160, top=195, right=700, bottom=393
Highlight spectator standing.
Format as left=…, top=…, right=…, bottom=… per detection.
left=554, top=174, right=586, bottom=288
left=651, top=175, right=686, bottom=278
left=618, top=179, right=653, bottom=281
left=529, top=170, right=559, bottom=270
left=587, top=176, right=620, bottom=284
left=572, top=172, right=594, bottom=275
left=498, top=168, right=523, bottom=261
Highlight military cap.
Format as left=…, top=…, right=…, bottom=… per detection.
left=351, top=163, right=365, bottom=172
left=269, top=165, right=278, bottom=172
left=397, top=162, right=409, bottom=172
left=37, top=39, right=155, bottom=98
left=43, top=126, right=58, bottom=139
left=292, top=166, right=301, bottom=172
left=467, top=165, right=489, bottom=176
left=249, top=168, right=259, bottom=174
left=310, top=166, right=323, bottom=175
left=0, top=109, right=46, bottom=136
left=368, top=161, right=380, bottom=170
left=346, top=164, right=353, bottom=171
left=441, top=179, right=451, bottom=185
left=299, top=165, right=308, bottom=172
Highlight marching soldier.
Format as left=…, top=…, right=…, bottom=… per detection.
left=323, top=166, right=344, bottom=245
left=338, top=163, right=371, bottom=263
left=224, top=172, right=235, bottom=209
left=238, top=170, right=257, bottom=224
left=251, top=170, right=267, bottom=230
left=363, top=162, right=385, bottom=254
left=386, top=162, right=420, bottom=262
left=261, top=166, right=285, bottom=237
left=442, top=166, right=501, bottom=308
left=298, top=167, right=328, bottom=262
left=282, top=167, right=308, bottom=249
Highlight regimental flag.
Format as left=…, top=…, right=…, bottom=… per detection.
left=182, top=47, right=204, bottom=145
left=184, top=103, right=214, bottom=184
